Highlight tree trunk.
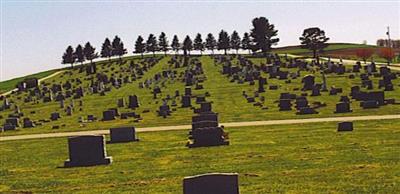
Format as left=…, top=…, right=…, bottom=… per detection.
left=153, top=51, right=155, bottom=57
left=141, top=53, right=144, bottom=58
left=164, top=51, right=167, bottom=56
left=313, top=50, right=317, bottom=58
left=224, top=49, right=227, bottom=55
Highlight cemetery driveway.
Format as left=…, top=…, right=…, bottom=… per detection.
left=1, top=114, right=400, bottom=141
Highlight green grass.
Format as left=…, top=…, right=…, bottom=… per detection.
left=1, top=55, right=400, bottom=136
left=0, top=119, right=399, bottom=193
left=0, top=69, right=58, bottom=94
left=273, top=43, right=377, bottom=55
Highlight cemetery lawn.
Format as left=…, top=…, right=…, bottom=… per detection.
left=0, top=69, right=58, bottom=94
left=0, top=119, right=399, bottom=193
left=1, top=55, right=400, bottom=136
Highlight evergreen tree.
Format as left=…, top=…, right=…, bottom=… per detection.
left=241, top=32, right=251, bottom=54
left=171, top=35, right=180, bottom=54
left=134, top=35, right=146, bottom=58
left=217, top=30, right=230, bottom=55
left=193, top=33, right=205, bottom=55
left=158, top=32, right=169, bottom=56
left=249, top=17, right=279, bottom=56
left=182, top=35, right=193, bottom=56
left=205, top=33, right=217, bottom=55
left=75, top=44, right=85, bottom=65
left=116, top=42, right=127, bottom=60
left=62, top=46, right=76, bottom=68
left=299, top=27, right=329, bottom=59
left=100, top=38, right=112, bottom=61
left=111, top=35, right=123, bottom=57
left=83, top=42, right=98, bottom=63
left=146, top=34, right=158, bottom=57
left=230, top=30, right=241, bottom=54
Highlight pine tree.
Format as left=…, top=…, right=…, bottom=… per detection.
left=205, top=33, right=217, bottom=55
left=83, top=42, right=98, bottom=63
left=193, top=33, right=205, bottom=55
left=299, top=27, right=329, bottom=58
left=250, top=17, right=279, bottom=56
left=241, top=32, right=251, bottom=54
left=111, top=36, right=122, bottom=57
left=218, top=30, right=230, bottom=55
left=134, top=35, right=146, bottom=58
left=171, top=35, right=180, bottom=54
left=75, top=44, right=85, bottom=65
left=158, top=32, right=169, bottom=56
left=146, top=34, right=158, bottom=57
left=62, top=46, right=76, bottom=68
left=111, top=36, right=127, bottom=62
left=100, top=38, right=112, bottom=61
left=230, top=31, right=241, bottom=54
left=182, top=35, right=193, bottom=56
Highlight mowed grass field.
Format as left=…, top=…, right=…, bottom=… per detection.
left=1, top=55, right=400, bottom=136
left=0, top=119, right=399, bottom=193
left=273, top=43, right=399, bottom=63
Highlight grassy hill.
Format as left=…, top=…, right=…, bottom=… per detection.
left=1, top=55, right=400, bottom=136
left=0, top=53, right=399, bottom=193
left=0, top=119, right=399, bottom=193
left=273, top=43, right=399, bottom=63
left=0, top=69, right=58, bottom=94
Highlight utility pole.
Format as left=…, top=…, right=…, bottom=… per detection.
left=387, top=26, right=391, bottom=48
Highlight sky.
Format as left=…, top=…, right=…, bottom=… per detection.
left=1, top=0, right=399, bottom=81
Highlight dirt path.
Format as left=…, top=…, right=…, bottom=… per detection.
left=1, top=114, right=399, bottom=142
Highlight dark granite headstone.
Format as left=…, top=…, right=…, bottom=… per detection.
left=64, top=135, right=112, bottom=167
left=109, top=126, right=139, bottom=143
left=338, top=122, right=353, bottom=132
left=102, top=110, right=116, bottom=121
left=334, top=102, right=352, bottom=113
left=183, top=173, right=239, bottom=194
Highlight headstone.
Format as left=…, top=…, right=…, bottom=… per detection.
left=338, top=122, right=353, bottom=132
left=128, top=95, right=139, bottom=109
left=185, top=87, right=192, bottom=96
left=64, top=135, right=112, bottom=167
left=183, top=173, right=239, bottom=194
left=302, top=75, right=315, bottom=90
left=109, top=126, right=139, bottom=143
left=102, top=110, right=116, bottom=121
left=182, top=95, right=191, bottom=107
left=117, top=98, right=125, bottom=108
left=23, top=118, right=35, bottom=128
left=50, top=112, right=61, bottom=121
left=334, top=102, right=352, bottom=113
left=66, top=106, right=73, bottom=116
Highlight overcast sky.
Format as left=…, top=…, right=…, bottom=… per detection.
left=1, top=0, right=399, bottom=81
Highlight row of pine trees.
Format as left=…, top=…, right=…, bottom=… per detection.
left=62, top=17, right=279, bottom=67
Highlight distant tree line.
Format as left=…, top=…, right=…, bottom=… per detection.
left=377, top=39, right=400, bottom=48
left=62, top=17, right=283, bottom=67
left=62, top=17, right=339, bottom=67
